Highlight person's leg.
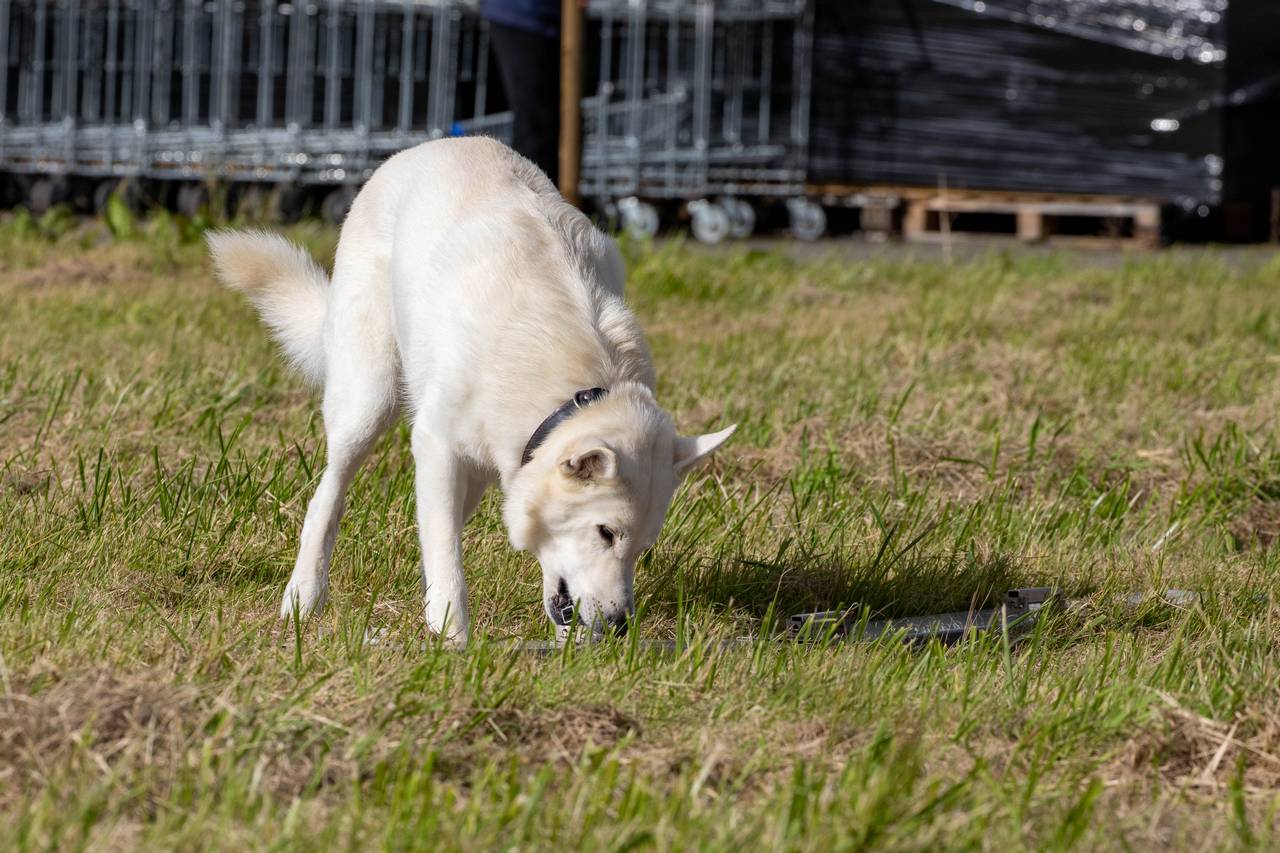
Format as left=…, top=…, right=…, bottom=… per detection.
left=488, top=21, right=561, bottom=186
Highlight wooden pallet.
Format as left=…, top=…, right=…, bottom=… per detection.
left=900, top=190, right=1161, bottom=247
left=808, top=184, right=1163, bottom=247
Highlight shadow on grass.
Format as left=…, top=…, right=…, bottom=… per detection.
left=640, top=548, right=1027, bottom=623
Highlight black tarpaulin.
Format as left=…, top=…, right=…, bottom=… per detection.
left=809, top=0, right=1277, bottom=217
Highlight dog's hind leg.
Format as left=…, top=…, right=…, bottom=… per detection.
left=280, top=259, right=399, bottom=622
left=280, top=374, right=397, bottom=621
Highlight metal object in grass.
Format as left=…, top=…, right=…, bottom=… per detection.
left=789, top=587, right=1064, bottom=646
left=789, top=587, right=1204, bottom=646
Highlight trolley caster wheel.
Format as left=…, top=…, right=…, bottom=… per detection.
left=90, top=180, right=121, bottom=214
left=688, top=200, right=731, bottom=245
left=617, top=197, right=659, bottom=241
left=175, top=183, right=209, bottom=217
left=787, top=198, right=827, bottom=241
left=320, top=186, right=356, bottom=225
left=0, top=172, right=20, bottom=207
left=269, top=184, right=308, bottom=224
left=92, top=179, right=142, bottom=215
left=719, top=197, right=756, bottom=239
left=229, top=183, right=269, bottom=220
left=25, top=177, right=65, bottom=216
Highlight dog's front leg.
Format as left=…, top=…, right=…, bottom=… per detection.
left=411, top=425, right=470, bottom=646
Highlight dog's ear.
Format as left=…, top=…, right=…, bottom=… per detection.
left=560, top=439, right=618, bottom=482
left=674, top=424, right=737, bottom=479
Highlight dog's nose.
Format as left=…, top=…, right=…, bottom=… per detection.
left=605, top=610, right=629, bottom=638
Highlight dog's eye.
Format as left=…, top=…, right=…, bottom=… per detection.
left=597, top=525, right=617, bottom=546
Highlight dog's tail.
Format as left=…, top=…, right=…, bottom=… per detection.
left=207, top=230, right=329, bottom=385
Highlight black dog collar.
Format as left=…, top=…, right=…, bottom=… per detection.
left=520, top=388, right=609, bottom=466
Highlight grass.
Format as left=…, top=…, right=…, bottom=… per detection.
left=3, top=208, right=1280, bottom=849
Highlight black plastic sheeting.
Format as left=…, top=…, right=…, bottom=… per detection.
left=933, top=0, right=1228, bottom=63
left=810, top=0, right=1279, bottom=217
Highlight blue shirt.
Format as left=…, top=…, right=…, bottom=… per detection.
left=483, top=0, right=561, bottom=38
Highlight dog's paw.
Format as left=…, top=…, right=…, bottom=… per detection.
left=429, top=630, right=470, bottom=650
left=425, top=600, right=470, bottom=649
left=279, top=578, right=328, bottom=622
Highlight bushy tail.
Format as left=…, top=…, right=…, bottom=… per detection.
left=207, top=230, right=329, bottom=385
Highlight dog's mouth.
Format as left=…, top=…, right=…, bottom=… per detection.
left=548, top=578, right=575, bottom=626
left=546, top=578, right=632, bottom=639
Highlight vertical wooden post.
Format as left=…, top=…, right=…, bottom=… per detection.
left=559, top=0, right=584, bottom=206
left=1134, top=204, right=1161, bottom=249
left=902, top=200, right=927, bottom=242
left=1016, top=210, right=1043, bottom=242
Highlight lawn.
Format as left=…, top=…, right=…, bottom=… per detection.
left=3, top=209, right=1280, bottom=849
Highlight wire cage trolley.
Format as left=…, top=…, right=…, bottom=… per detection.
left=579, top=0, right=821, bottom=241
left=1, top=0, right=823, bottom=241
left=0, top=0, right=509, bottom=219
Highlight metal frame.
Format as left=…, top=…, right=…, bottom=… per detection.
left=0, top=0, right=510, bottom=188
left=0, top=0, right=820, bottom=240
left=579, top=0, right=817, bottom=239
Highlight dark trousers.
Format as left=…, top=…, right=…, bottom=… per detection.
left=488, top=21, right=561, bottom=186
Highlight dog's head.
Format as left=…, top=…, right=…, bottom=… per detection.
left=503, top=389, right=734, bottom=637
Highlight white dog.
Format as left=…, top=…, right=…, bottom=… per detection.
left=208, top=138, right=734, bottom=644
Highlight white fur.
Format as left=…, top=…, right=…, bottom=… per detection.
left=207, top=230, right=330, bottom=383
left=210, top=138, right=734, bottom=644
